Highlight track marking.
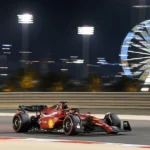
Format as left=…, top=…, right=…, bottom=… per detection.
left=0, top=137, right=149, bottom=148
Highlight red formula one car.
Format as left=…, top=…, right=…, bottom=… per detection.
left=12, top=102, right=131, bottom=135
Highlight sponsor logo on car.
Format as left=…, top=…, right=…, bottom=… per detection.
left=77, top=123, right=80, bottom=129
left=48, top=119, right=54, bottom=128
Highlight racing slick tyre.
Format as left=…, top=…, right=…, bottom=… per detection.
left=104, top=112, right=121, bottom=134
left=63, top=115, right=81, bottom=136
left=12, top=112, right=31, bottom=133
left=104, top=113, right=121, bottom=127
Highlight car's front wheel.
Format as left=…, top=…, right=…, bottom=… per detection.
left=63, top=115, right=81, bottom=135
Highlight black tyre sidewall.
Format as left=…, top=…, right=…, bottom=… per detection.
left=104, top=113, right=121, bottom=127
left=63, top=116, right=73, bottom=135
left=13, top=113, right=31, bottom=133
left=63, top=115, right=80, bottom=135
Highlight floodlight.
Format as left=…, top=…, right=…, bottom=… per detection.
left=18, top=13, right=34, bottom=68
left=0, top=74, right=8, bottom=76
left=78, top=26, right=94, bottom=35
left=77, top=26, right=94, bottom=78
left=2, top=48, right=10, bottom=50
left=141, top=87, right=149, bottom=91
left=48, top=61, right=55, bottom=63
left=132, top=5, right=150, bottom=8
left=73, top=59, right=84, bottom=64
left=3, top=52, right=11, bottom=54
left=18, top=14, right=33, bottom=24
left=2, top=44, right=12, bottom=47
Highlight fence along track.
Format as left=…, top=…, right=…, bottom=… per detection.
left=0, top=92, right=149, bottom=110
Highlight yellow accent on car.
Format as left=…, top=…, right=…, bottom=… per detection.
left=48, top=119, right=54, bottom=128
left=93, top=117, right=99, bottom=121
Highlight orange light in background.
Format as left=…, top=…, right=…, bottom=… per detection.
left=3, top=88, right=11, bottom=92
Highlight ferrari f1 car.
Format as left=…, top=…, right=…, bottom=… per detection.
left=12, top=102, right=131, bottom=135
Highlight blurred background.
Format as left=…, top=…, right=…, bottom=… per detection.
left=0, top=0, right=150, bottom=92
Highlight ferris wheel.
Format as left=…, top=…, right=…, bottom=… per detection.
left=120, top=20, right=150, bottom=91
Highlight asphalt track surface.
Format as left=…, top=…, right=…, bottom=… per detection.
left=0, top=116, right=150, bottom=145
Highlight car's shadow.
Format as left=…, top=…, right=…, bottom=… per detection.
left=25, top=131, right=128, bottom=137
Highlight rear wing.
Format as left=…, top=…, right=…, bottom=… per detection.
left=18, top=105, right=48, bottom=113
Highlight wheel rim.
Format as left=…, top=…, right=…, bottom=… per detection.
left=64, top=118, right=72, bottom=133
left=13, top=116, right=21, bottom=131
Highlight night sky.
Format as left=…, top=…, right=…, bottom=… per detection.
left=0, top=0, right=149, bottom=75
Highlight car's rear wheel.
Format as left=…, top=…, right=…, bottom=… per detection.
left=13, top=113, right=31, bottom=133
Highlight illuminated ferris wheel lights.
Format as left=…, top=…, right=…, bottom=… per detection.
left=131, top=64, right=141, bottom=68
left=140, top=59, right=150, bottom=64
left=133, top=30, right=143, bottom=33
left=144, top=77, right=150, bottom=84
left=126, top=56, right=150, bottom=61
left=134, top=36, right=142, bottom=40
left=141, top=88, right=149, bottom=92
left=120, top=19, right=150, bottom=91
left=132, top=44, right=141, bottom=48
left=140, top=62, right=147, bottom=64
left=141, top=47, right=149, bottom=50
left=124, top=67, right=132, bottom=70
left=143, top=25, right=150, bottom=28
left=133, top=71, right=142, bottom=75
left=141, top=40, right=148, bottom=43
left=128, top=50, right=150, bottom=55
left=144, top=78, right=150, bottom=84
left=119, top=54, right=128, bottom=57
left=122, top=45, right=129, bottom=48
left=141, top=43, right=150, bottom=46
left=140, top=48, right=149, bottom=52
left=126, top=42, right=133, bottom=44
left=133, top=5, right=150, bottom=8
left=139, top=66, right=150, bottom=70
left=119, top=64, right=127, bottom=67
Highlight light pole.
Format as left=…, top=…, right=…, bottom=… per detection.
left=78, top=26, right=94, bottom=79
left=18, top=13, right=33, bottom=69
